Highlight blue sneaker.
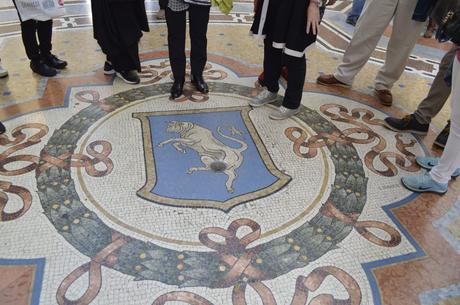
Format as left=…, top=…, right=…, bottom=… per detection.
left=416, top=156, right=460, bottom=178
left=401, top=172, right=448, bottom=194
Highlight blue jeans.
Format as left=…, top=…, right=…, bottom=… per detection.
left=348, top=0, right=365, bottom=19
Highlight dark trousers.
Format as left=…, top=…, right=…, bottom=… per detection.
left=263, top=39, right=306, bottom=109
left=20, top=20, right=53, bottom=61
left=159, top=0, right=168, bottom=9
left=105, top=43, right=140, bottom=73
left=165, top=5, right=210, bottom=81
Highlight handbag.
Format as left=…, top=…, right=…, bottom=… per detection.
left=14, top=0, right=66, bottom=22
left=431, top=0, right=460, bottom=43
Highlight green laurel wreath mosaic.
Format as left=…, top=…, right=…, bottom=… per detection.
left=36, top=82, right=367, bottom=288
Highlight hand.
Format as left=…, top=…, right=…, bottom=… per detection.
left=325, top=0, right=337, bottom=6
left=58, top=0, right=64, bottom=5
left=306, top=3, right=320, bottom=35
left=254, top=0, right=260, bottom=13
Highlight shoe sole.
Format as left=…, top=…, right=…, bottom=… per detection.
left=382, top=122, right=428, bottom=135
left=316, top=79, right=351, bottom=88
left=31, top=70, right=57, bottom=77
left=401, top=179, right=447, bottom=194
left=433, top=140, right=446, bottom=148
left=104, top=69, right=116, bottom=75
left=249, top=97, right=278, bottom=108
left=0, top=72, right=8, bottom=78
left=269, top=110, right=300, bottom=120
left=116, top=73, right=140, bottom=85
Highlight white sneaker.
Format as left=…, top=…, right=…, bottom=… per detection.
left=0, top=63, right=8, bottom=78
left=269, top=106, right=300, bottom=120
left=156, top=9, right=166, bottom=19
left=249, top=87, right=278, bottom=107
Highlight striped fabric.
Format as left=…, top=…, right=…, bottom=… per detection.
left=185, top=0, right=211, bottom=5
left=168, top=0, right=189, bottom=11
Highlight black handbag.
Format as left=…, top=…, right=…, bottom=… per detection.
left=432, top=0, right=460, bottom=43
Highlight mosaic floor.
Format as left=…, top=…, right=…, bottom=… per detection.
left=1, top=1, right=460, bottom=305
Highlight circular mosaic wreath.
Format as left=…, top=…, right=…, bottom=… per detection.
left=36, top=82, right=367, bottom=288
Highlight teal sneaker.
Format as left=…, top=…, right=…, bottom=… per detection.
left=401, top=172, right=448, bottom=194
left=416, top=156, right=460, bottom=178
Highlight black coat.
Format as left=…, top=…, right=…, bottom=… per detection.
left=91, top=0, right=149, bottom=54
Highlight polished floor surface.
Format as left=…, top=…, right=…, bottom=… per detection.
left=0, top=1, right=459, bottom=305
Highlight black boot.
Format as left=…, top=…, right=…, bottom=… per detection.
left=30, top=60, right=57, bottom=77
left=191, top=75, right=209, bottom=94
left=43, top=54, right=68, bottom=70
left=170, top=79, right=185, bottom=99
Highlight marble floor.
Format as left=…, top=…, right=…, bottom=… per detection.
left=0, top=1, right=459, bottom=305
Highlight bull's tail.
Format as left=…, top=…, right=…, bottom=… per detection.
left=217, top=126, right=248, bottom=153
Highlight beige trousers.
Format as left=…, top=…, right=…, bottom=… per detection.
left=334, top=0, right=424, bottom=90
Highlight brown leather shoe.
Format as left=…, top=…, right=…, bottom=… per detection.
left=374, top=89, right=393, bottom=106
left=317, top=74, right=351, bottom=88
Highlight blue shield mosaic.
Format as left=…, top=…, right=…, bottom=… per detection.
left=133, top=107, right=291, bottom=211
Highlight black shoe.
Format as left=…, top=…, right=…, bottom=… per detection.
left=384, top=114, right=429, bottom=135
left=116, top=70, right=140, bottom=84
left=434, top=121, right=450, bottom=148
left=0, top=121, right=5, bottom=135
left=104, top=61, right=115, bottom=75
left=346, top=16, right=358, bottom=26
left=191, top=75, right=209, bottom=94
left=170, top=79, right=184, bottom=99
left=30, top=60, right=57, bottom=77
left=43, top=54, right=67, bottom=70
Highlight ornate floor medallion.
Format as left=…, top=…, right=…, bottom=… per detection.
left=1, top=27, right=459, bottom=304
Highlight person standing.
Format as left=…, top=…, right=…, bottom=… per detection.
left=166, top=0, right=211, bottom=99
left=402, top=48, right=460, bottom=194
left=317, top=0, right=427, bottom=106
left=249, top=0, right=327, bottom=120
left=384, top=47, right=455, bottom=148
left=12, top=0, right=67, bottom=77
left=91, top=0, right=149, bottom=84
left=346, top=0, right=366, bottom=26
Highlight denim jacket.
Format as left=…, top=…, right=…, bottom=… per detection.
left=412, top=0, right=437, bottom=22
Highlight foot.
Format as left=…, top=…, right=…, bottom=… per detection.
left=434, top=121, right=450, bottom=148
left=374, top=89, right=393, bottom=106
left=156, top=9, right=166, bottom=19
left=0, top=121, right=5, bottom=134
left=415, top=156, right=460, bottom=178
left=383, top=114, right=429, bottom=135
left=170, top=79, right=185, bottom=99
left=104, top=61, right=115, bottom=75
left=116, top=70, right=140, bottom=84
left=345, top=16, right=358, bottom=26
left=191, top=75, right=209, bottom=94
left=30, top=60, right=57, bottom=77
left=249, top=87, right=278, bottom=107
left=423, top=29, right=434, bottom=38
left=316, top=74, right=351, bottom=88
left=401, top=172, right=448, bottom=194
left=269, top=106, right=300, bottom=120
left=0, top=63, right=8, bottom=78
left=43, top=54, right=67, bottom=70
